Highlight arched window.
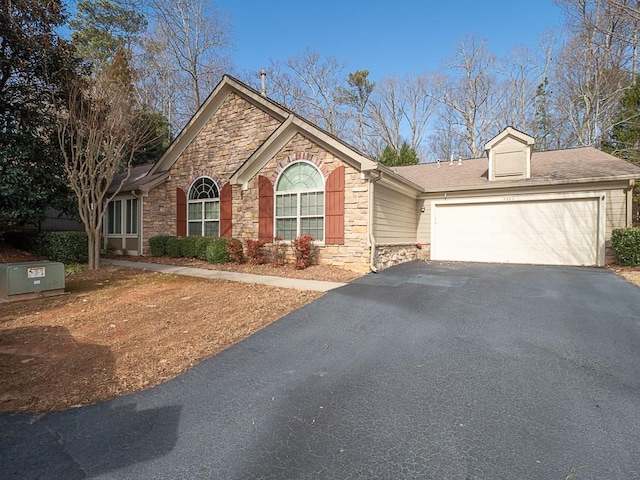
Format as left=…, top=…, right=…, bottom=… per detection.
left=188, top=177, right=220, bottom=237
left=275, top=162, right=324, bottom=241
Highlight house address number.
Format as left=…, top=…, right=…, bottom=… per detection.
left=503, top=196, right=515, bottom=201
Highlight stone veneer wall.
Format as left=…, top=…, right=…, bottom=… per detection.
left=233, top=133, right=372, bottom=273
left=143, top=92, right=282, bottom=244
left=374, top=244, right=419, bottom=270
left=142, top=91, right=374, bottom=272
left=141, top=90, right=426, bottom=273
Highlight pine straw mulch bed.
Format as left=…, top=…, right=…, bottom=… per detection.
left=0, top=246, right=365, bottom=414
left=106, top=254, right=362, bottom=283
left=606, top=264, right=640, bottom=289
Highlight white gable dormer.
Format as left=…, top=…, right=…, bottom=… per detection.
left=485, top=127, right=534, bottom=181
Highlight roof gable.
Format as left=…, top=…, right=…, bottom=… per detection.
left=142, top=74, right=421, bottom=196
left=229, top=114, right=379, bottom=188
left=484, top=126, right=534, bottom=150
left=485, top=127, right=534, bottom=181
left=149, top=76, right=290, bottom=176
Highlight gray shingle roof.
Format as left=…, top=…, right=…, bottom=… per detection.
left=107, top=164, right=164, bottom=194
left=393, top=147, right=640, bottom=191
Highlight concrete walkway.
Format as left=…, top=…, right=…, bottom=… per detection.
left=101, top=259, right=347, bottom=292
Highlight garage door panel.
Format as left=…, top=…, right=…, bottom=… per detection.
left=432, top=198, right=599, bottom=266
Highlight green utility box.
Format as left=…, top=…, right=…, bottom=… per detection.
left=0, top=261, right=65, bottom=300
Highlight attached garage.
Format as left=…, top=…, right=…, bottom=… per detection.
left=397, top=127, right=639, bottom=269
left=430, top=193, right=606, bottom=266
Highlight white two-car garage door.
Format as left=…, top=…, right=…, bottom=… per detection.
left=430, top=194, right=605, bottom=266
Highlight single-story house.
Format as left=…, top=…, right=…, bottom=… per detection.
left=106, top=75, right=640, bottom=272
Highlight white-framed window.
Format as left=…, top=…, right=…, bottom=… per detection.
left=125, top=198, right=137, bottom=234
left=106, top=198, right=137, bottom=235
left=188, top=176, right=220, bottom=237
left=275, top=162, right=324, bottom=241
left=107, top=200, right=122, bottom=235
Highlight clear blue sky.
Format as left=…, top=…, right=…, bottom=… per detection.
left=218, top=0, right=564, bottom=80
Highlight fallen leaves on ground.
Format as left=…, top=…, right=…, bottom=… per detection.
left=607, top=264, right=640, bottom=289
left=0, top=246, right=329, bottom=413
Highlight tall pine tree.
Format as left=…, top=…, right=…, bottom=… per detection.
left=69, top=0, right=146, bottom=67
left=377, top=142, right=420, bottom=167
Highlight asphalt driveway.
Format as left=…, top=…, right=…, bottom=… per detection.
left=1, top=261, right=640, bottom=479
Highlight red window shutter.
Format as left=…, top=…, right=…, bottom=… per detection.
left=220, top=182, right=232, bottom=237
left=177, top=187, right=187, bottom=236
left=258, top=175, right=274, bottom=242
left=325, top=165, right=345, bottom=244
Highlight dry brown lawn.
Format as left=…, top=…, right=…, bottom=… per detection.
left=0, top=246, right=362, bottom=413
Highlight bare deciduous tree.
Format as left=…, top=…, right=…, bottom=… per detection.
left=402, top=72, right=437, bottom=155
left=433, top=36, right=499, bottom=158
left=56, top=52, right=156, bottom=269
left=495, top=46, right=541, bottom=133
left=366, top=75, right=405, bottom=154
left=552, top=0, right=636, bottom=146
left=269, top=48, right=349, bottom=136
left=142, top=0, right=232, bottom=129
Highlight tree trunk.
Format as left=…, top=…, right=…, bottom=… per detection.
left=85, top=228, right=102, bottom=270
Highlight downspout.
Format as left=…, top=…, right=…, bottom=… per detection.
left=134, top=191, right=144, bottom=256
left=368, top=171, right=382, bottom=273
left=628, top=179, right=636, bottom=226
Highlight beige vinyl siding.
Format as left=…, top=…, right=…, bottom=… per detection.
left=417, top=198, right=433, bottom=245
left=493, top=137, right=527, bottom=177
left=605, top=188, right=628, bottom=238
left=373, top=184, right=417, bottom=244
left=495, top=136, right=524, bottom=152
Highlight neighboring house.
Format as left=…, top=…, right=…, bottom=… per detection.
left=105, top=76, right=640, bottom=272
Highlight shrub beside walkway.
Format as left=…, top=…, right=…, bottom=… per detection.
left=101, top=259, right=347, bottom=292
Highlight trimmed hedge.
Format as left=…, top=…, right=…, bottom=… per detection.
left=3, top=231, right=88, bottom=264
left=205, top=238, right=231, bottom=264
left=165, top=237, right=183, bottom=258
left=611, top=227, right=640, bottom=266
left=195, top=237, right=216, bottom=260
left=180, top=235, right=200, bottom=258
left=149, top=235, right=172, bottom=256
left=39, top=232, right=88, bottom=264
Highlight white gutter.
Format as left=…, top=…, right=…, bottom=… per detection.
left=368, top=171, right=382, bottom=273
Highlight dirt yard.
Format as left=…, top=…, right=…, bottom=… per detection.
left=0, top=246, right=361, bottom=414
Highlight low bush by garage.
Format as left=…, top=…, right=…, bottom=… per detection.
left=611, top=227, right=640, bottom=266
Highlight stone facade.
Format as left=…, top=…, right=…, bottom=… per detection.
left=228, top=132, right=372, bottom=272
left=143, top=92, right=282, bottom=242
left=142, top=91, right=376, bottom=273
left=374, top=244, right=419, bottom=270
